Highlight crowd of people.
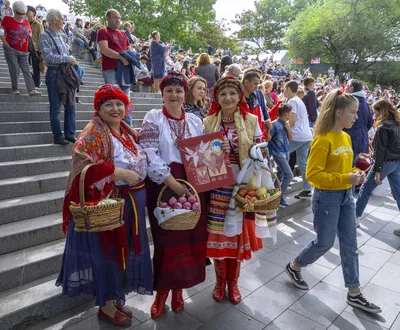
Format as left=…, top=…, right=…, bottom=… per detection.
left=1, top=3, right=400, bottom=328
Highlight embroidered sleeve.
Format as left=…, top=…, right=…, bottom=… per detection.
left=139, top=119, right=171, bottom=184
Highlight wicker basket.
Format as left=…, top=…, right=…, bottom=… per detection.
left=70, top=164, right=125, bottom=232
left=157, top=179, right=201, bottom=230
left=235, top=165, right=281, bottom=213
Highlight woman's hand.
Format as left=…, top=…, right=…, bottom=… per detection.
left=165, top=175, right=191, bottom=197
left=374, top=172, right=382, bottom=185
left=222, top=138, right=230, bottom=153
left=172, top=183, right=191, bottom=197
left=122, top=169, right=142, bottom=186
left=348, top=172, right=364, bottom=185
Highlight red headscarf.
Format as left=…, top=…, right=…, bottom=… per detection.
left=160, top=71, right=189, bottom=97
left=94, top=84, right=132, bottom=117
left=208, top=75, right=249, bottom=118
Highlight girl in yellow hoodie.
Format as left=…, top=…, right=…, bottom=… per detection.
left=285, top=89, right=382, bottom=314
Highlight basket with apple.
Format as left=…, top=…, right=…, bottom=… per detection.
left=154, top=179, right=201, bottom=230
left=235, top=156, right=281, bottom=213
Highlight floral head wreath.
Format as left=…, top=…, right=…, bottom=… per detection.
left=93, top=84, right=132, bottom=117
left=208, top=75, right=249, bottom=118
left=160, top=72, right=189, bottom=97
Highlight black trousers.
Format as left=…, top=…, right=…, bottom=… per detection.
left=32, top=52, right=41, bottom=88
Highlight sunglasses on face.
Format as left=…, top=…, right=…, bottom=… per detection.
left=16, top=12, right=25, bottom=15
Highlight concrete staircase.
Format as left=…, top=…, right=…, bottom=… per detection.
left=0, top=45, right=163, bottom=330
left=0, top=45, right=310, bottom=330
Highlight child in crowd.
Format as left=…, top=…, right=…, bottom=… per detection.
left=285, top=89, right=382, bottom=314
left=266, top=104, right=293, bottom=207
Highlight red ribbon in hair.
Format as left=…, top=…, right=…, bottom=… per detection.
left=160, top=71, right=189, bottom=97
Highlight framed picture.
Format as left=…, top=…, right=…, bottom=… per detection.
left=178, top=131, right=235, bottom=193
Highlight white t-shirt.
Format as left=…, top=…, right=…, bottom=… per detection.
left=289, top=96, right=313, bottom=142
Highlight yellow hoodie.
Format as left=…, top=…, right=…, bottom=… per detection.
left=306, top=131, right=357, bottom=190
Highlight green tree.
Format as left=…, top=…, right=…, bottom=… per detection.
left=286, top=0, right=400, bottom=74
left=63, top=0, right=238, bottom=51
left=234, top=0, right=315, bottom=54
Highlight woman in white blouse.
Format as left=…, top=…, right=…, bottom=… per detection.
left=139, top=72, right=208, bottom=319
left=57, top=84, right=153, bottom=327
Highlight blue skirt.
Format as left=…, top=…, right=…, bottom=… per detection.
left=56, top=184, right=153, bottom=307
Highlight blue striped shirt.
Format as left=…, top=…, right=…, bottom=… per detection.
left=39, top=29, right=72, bottom=67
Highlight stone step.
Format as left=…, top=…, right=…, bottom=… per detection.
left=0, top=220, right=153, bottom=293
left=0, top=184, right=308, bottom=330
left=0, top=155, right=71, bottom=179
left=0, top=171, right=68, bottom=200
left=0, top=102, right=156, bottom=112
left=0, top=120, right=89, bottom=134
left=0, top=68, right=104, bottom=78
left=0, top=94, right=163, bottom=104
left=0, top=239, right=65, bottom=292
left=0, top=113, right=145, bottom=128
left=0, top=213, right=63, bottom=256
left=0, top=130, right=83, bottom=147
left=0, top=77, right=109, bottom=86
left=0, top=87, right=162, bottom=98
left=0, top=274, right=92, bottom=330
left=0, top=190, right=64, bottom=225
left=0, top=144, right=72, bottom=162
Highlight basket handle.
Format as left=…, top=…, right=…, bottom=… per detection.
left=259, top=164, right=282, bottom=192
left=157, top=178, right=200, bottom=206
left=79, top=164, right=95, bottom=209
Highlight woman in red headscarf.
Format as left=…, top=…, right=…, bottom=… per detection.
left=139, top=72, right=208, bottom=319
left=57, top=84, right=153, bottom=327
left=204, top=76, right=271, bottom=305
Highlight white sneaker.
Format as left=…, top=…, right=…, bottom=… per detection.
left=356, top=216, right=361, bottom=228
left=12, top=89, right=20, bottom=95
left=28, top=90, right=42, bottom=96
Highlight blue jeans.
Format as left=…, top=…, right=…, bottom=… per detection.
left=296, top=189, right=360, bottom=288
left=356, top=161, right=400, bottom=217
left=290, top=140, right=312, bottom=191
left=102, top=69, right=132, bottom=126
left=273, top=155, right=293, bottom=200
left=45, top=68, right=76, bottom=140
left=73, top=37, right=89, bottom=52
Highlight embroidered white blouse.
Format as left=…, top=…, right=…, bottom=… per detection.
left=139, top=109, right=204, bottom=184
left=113, top=136, right=147, bottom=186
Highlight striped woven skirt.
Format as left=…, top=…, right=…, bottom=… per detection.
left=206, top=186, right=264, bottom=261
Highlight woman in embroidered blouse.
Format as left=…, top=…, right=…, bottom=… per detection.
left=204, top=76, right=267, bottom=305
left=183, top=76, right=207, bottom=120
left=139, top=72, right=208, bottom=319
left=57, top=84, right=153, bottom=327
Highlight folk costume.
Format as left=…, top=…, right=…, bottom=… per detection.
left=204, top=76, right=275, bottom=305
left=57, top=85, right=153, bottom=316
left=139, top=72, right=208, bottom=318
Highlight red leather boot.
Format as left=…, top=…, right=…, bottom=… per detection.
left=150, top=290, right=169, bottom=319
left=171, top=289, right=184, bottom=312
left=212, top=259, right=227, bottom=302
left=227, top=259, right=242, bottom=304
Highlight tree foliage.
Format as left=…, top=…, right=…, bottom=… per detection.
left=63, top=0, right=239, bottom=53
left=234, top=0, right=316, bottom=54
left=285, top=0, right=400, bottom=73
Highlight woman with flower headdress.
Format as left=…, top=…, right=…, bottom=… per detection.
left=204, top=76, right=274, bottom=305
left=139, top=72, right=208, bottom=319
left=57, top=84, right=153, bottom=327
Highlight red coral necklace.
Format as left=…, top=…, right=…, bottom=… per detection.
left=110, top=125, right=138, bottom=155
left=163, top=106, right=186, bottom=141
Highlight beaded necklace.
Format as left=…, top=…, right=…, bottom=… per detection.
left=110, top=125, right=138, bottom=155
left=162, top=106, right=186, bottom=142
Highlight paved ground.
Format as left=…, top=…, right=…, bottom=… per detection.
left=26, top=181, right=400, bottom=330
